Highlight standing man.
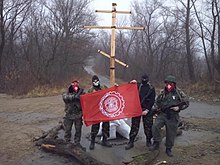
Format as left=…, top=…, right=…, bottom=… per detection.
left=149, top=75, right=189, bottom=157
left=125, top=74, right=156, bottom=150
left=88, top=75, right=112, bottom=150
left=63, top=79, right=85, bottom=149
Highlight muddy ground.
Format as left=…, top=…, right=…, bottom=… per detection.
left=0, top=93, right=220, bottom=165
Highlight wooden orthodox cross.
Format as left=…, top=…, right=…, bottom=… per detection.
left=82, top=3, right=144, bottom=87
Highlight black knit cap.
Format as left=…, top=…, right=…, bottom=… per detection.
left=92, top=75, right=99, bottom=82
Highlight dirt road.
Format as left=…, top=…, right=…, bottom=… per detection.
left=0, top=93, right=220, bottom=165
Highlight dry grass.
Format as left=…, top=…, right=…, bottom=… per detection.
left=181, top=81, right=220, bottom=103
left=26, top=85, right=65, bottom=97
left=24, top=76, right=92, bottom=97
left=23, top=75, right=220, bottom=104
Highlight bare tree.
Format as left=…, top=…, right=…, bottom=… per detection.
left=130, top=0, right=163, bottom=79
left=18, top=0, right=96, bottom=86
left=191, top=0, right=213, bottom=80
left=129, top=0, right=191, bottom=82
left=210, top=0, right=220, bottom=78
left=42, top=0, right=96, bottom=82
left=0, top=0, right=4, bottom=78
left=177, top=0, right=197, bottom=82
left=0, top=0, right=97, bottom=93
left=0, top=0, right=32, bottom=90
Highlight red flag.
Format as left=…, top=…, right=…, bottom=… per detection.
left=80, top=83, right=142, bottom=126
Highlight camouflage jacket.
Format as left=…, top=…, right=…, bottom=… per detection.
left=87, top=85, right=108, bottom=93
left=62, top=88, right=84, bottom=119
left=154, top=87, right=189, bottom=114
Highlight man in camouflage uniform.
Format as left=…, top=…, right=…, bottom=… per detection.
left=88, top=75, right=112, bottom=150
left=149, top=75, right=189, bottom=157
left=63, top=79, right=85, bottom=149
left=125, top=74, right=156, bottom=150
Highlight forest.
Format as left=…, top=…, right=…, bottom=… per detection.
left=0, top=0, right=219, bottom=95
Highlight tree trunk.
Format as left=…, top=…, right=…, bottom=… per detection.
left=0, top=0, right=5, bottom=87
left=210, top=0, right=220, bottom=78
left=185, top=0, right=196, bottom=83
left=191, top=0, right=213, bottom=80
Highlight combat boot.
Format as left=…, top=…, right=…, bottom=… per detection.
left=89, top=138, right=95, bottom=150
left=165, top=148, right=173, bottom=157
left=149, top=141, right=160, bottom=151
left=125, top=141, right=134, bottom=150
left=101, top=137, right=112, bottom=147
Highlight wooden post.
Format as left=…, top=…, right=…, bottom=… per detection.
left=110, top=3, right=116, bottom=87
left=81, top=3, right=144, bottom=87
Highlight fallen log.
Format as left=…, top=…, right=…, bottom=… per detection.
left=34, top=122, right=109, bottom=165
left=39, top=138, right=108, bottom=165
left=33, top=121, right=64, bottom=143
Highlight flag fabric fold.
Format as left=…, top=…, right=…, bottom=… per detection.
left=80, top=83, right=142, bottom=126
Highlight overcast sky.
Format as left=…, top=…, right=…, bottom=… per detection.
left=91, top=0, right=135, bottom=25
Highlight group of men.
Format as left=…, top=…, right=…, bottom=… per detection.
left=62, top=74, right=189, bottom=157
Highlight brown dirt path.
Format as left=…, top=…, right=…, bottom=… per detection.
left=0, top=94, right=220, bottom=165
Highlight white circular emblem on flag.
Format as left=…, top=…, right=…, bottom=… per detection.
left=99, top=91, right=125, bottom=117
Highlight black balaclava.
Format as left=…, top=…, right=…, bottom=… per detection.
left=141, top=74, right=149, bottom=84
left=92, top=75, right=100, bottom=87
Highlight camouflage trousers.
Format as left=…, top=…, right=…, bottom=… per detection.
left=152, top=112, right=179, bottom=148
left=129, top=115, right=153, bottom=142
left=63, top=117, right=83, bottom=144
left=90, top=121, right=110, bottom=140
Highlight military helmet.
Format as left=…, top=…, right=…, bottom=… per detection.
left=164, top=75, right=176, bottom=84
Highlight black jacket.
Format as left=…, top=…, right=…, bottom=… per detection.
left=138, top=82, right=156, bottom=111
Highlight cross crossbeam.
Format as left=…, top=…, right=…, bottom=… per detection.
left=98, top=50, right=128, bottom=68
